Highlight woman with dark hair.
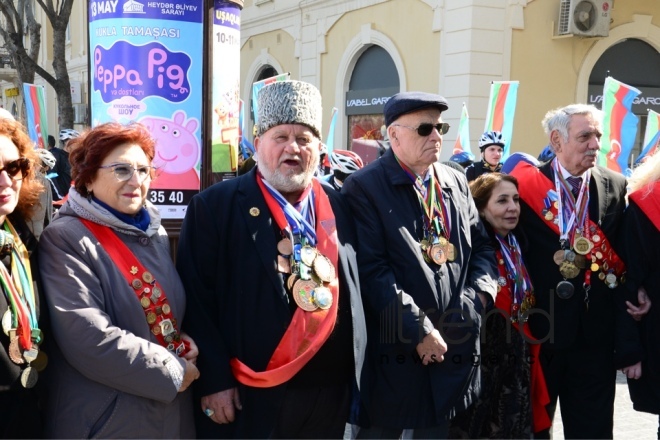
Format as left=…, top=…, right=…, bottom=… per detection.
left=450, top=173, right=551, bottom=438
left=0, top=117, right=49, bottom=438
left=39, top=122, right=199, bottom=438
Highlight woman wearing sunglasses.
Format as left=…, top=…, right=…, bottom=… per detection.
left=39, top=122, right=200, bottom=438
left=0, top=117, right=50, bottom=438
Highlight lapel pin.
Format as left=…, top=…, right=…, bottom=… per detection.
left=249, top=207, right=260, bottom=217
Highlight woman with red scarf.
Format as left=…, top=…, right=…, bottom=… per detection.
left=450, top=173, right=551, bottom=438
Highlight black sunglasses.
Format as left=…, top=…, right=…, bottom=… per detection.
left=393, top=122, right=450, bottom=137
left=0, top=158, right=30, bottom=181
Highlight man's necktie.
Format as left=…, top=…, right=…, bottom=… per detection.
left=567, top=176, right=582, bottom=198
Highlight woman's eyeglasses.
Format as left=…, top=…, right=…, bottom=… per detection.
left=0, top=158, right=30, bottom=181
left=392, top=122, right=450, bottom=137
left=98, top=163, right=155, bottom=183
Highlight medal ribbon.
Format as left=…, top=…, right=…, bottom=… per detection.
left=552, top=159, right=590, bottom=243
left=395, top=156, right=450, bottom=238
left=0, top=220, right=38, bottom=350
left=495, top=233, right=532, bottom=305
left=258, top=172, right=316, bottom=246
left=493, top=252, right=551, bottom=433
left=232, top=176, right=339, bottom=388
left=79, top=219, right=189, bottom=357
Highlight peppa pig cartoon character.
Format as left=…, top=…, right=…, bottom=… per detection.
left=140, top=110, right=200, bottom=190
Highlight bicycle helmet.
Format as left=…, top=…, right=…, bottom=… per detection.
left=449, top=151, right=475, bottom=168
left=538, top=145, right=556, bottom=162
left=478, top=131, right=505, bottom=151
left=35, top=148, right=56, bottom=169
left=59, top=128, right=80, bottom=141
left=329, top=150, right=364, bottom=174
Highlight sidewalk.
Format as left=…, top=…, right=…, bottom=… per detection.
left=552, top=371, right=658, bottom=439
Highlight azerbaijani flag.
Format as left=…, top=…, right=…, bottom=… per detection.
left=599, top=77, right=640, bottom=174
left=484, top=81, right=519, bottom=161
left=453, top=103, right=472, bottom=155
left=251, top=73, right=290, bottom=124
left=22, top=83, right=48, bottom=148
left=636, top=109, right=660, bottom=164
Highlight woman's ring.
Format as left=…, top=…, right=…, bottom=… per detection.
left=204, top=408, right=214, bottom=417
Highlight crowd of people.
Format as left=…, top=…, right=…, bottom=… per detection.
left=0, top=81, right=657, bottom=439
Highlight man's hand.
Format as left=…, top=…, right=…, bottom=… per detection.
left=181, top=333, right=199, bottom=364
left=201, top=388, right=243, bottom=424
left=415, top=329, right=448, bottom=365
left=621, top=361, right=642, bottom=380
left=626, top=287, right=651, bottom=322
left=178, top=359, right=200, bottom=392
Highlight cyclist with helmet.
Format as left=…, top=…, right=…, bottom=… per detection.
left=328, top=149, right=364, bottom=190
left=465, top=130, right=505, bottom=182
left=50, top=128, right=79, bottom=200
left=29, top=148, right=56, bottom=239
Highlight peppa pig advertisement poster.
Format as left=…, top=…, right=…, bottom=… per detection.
left=88, top=0, right=204, bottom=219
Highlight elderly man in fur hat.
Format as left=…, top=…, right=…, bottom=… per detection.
left=177, top=80, right=366, bottom=438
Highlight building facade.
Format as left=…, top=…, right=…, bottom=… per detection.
left=2, top=0, right=659, bottom=163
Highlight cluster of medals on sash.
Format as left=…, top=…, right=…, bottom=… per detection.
left=495, top=235, right=536, bottom=323
left=2, top=309, right=45, bottom=388
left=277, top=234, right=335, bottom=312
left=554, top=226, right=621, bottom=299
left=131, top=268, right=187, bottom=355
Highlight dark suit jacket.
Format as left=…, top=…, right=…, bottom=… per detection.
left=177, top=169, right=366, bottom=438
left=518, top=162, right=639, bottom=367
left=342, top=149, right=498, bottom=429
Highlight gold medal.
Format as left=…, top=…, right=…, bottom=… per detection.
left=590, top=263, right=600, bottom=272
left=131, top=279, right=143, bottom=290
left=446, top=243, right=456, bottom=262
left=544, top=211, right=554, bottom=221
left=312, top=254, right=336, bottom=283
left=20, top=366, right=38, bottom=389
left=147, top=312, right=157, bottom=324
left=300, top=246, right=317, bottom=267
left=292, top=279, right=318, bottom=312
left=152, top=325, right=162, bottom=335
left=598, top=272, right=606, bottom=281
left=140, top=297, right=151, bottom=308
left=162, top=303, right=171, bottom=315
left=277, top=238, right=293, bottom=255
left=573, top=236, right=592, bottom=255
left=429, top=244, right=447, bottom=265
left=312, top=286, right=333, bottom=310
left=142, top=272, right=154, bottom=284
left=559, top=261, right=580, bottom=279
left=438, top=237, right=448, bottom=247
left=420, top=239, right=430, bottom=251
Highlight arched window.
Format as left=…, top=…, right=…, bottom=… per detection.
left=346, top=46, right=398, bottom=161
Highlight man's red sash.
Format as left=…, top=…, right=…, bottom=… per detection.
left=510, top=162, right=625, bottom=279
left=229, top=177, right=339, bottom=388
left=629, top=181, right=660, bottom=232
left=494, top=250, right=551, bottom=433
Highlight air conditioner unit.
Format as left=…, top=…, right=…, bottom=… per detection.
left=73, top=104, right=87, bottom=124
left=557, top=0, right=611, bottom=37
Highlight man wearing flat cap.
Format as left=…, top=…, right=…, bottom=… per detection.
left=342, top=91, right=498, bottom=437
left=177, top=80, right=366, bottom=438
